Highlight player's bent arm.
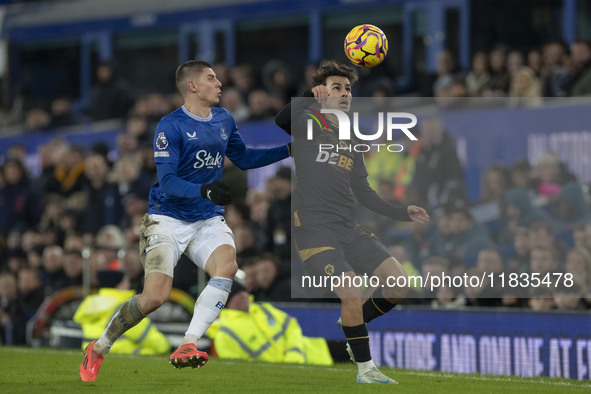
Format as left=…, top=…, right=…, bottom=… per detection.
left=275, top=89, right=315, bottom=135
left=351, top=176, right=411, bottom=221
left=157, top=162, right=203, bottom=198
left=225, top=132, right=289, bottom=170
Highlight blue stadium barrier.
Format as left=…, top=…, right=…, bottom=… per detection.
left=280, top=304, right=591, bottom=380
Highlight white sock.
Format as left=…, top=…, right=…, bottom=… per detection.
left=182, top=277, right=232, bottom=344
left=94, top=334, right=113, bottom=356
left=358, top=359, right=376, bottom=373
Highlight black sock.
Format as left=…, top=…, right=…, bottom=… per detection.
left=363, top=288, right=397, bottom=323
left=342, top=324, right=371, bottom=363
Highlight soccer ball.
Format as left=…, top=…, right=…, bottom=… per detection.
left=344, top=24, right=388, bottom=67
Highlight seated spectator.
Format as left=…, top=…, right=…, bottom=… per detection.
left=553, top=283, right=586, bottom=310
left=445, top=206, right=496, bottom=264
left=41, top=245, right=68, bottom=295
left=89, top=60, right=133, bottom=121
left=121, top=248, right=144, bottom=294
left=63, top=247, right=83, bottom=287
left=499, top=188, right=553, bottom=243
left=465, top=51, right=490, bottom=96
left=5, top=247, right=28, bottom=276
left=207, top=281, right=332, bottom=365
left=482, top=45, right=510, bottom=96
left=527, top=221, right=569, bottom=262
left=480, top=164, right=511, bottom=203
left=529, top=245, right=560, bottom=276
left=567, top=38, right=591, bottom=96
left=508, top=67, right=542, bottom=108
left=505, top=226, right=530, bottom=273
left=0, top=272, right=25, bottom=345
left=555, top=182, right=591, bottom=228
left=565, top=247, right=591, bottom=303
left=528, top=287, right=555, bottom=311
left=47, top=96, right=85, bottom=129
left=527, top=49, right=543, bottom=78
left=541, top=39, right=571, bottom=97
left=254, top=252, right=290, bottom=302
left=220, top=87, right=250, bottom=123
left=24, top=107, right=51, bottom=132
left=17, top=267, right=45, bottom=321
left=247, top=89, right=273, bottom=121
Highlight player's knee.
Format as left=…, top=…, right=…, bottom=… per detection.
left=212, top=259, right=238, bottom=278
left=383, top=271, right=409, bottom=302
left=139, top=290, right=170, bottom=313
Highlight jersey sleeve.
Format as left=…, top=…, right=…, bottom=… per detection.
left=351, top=153, right=411, bottom=221
left=275, top=90, right=315, bottom=136
left=225, top=111, right=289, bottom=169
left=153, top=118, right=181, bottom=165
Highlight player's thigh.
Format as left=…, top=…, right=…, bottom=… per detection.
left=294, top=225, right=352, bottom=286
left=372, top=257, right=409, bottom=300
left=343, top=227, right=392, bottom=277
left=139, top=214, right=185, bottom=278
left=184, top=216, right=236, bottom=274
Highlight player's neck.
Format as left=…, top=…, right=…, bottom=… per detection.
left=184, top=100, right=212, bottom=119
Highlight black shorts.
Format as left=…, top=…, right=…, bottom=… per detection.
left=293, top=221, right=391, bottom=278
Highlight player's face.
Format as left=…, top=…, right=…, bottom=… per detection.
left=324, top=76, right=352, bottom=112
left=192, top=68, right=222, bottom=106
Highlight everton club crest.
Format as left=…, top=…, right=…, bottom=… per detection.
left=220, top=126, right=228, bottom=140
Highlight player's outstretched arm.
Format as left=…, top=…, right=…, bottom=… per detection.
left=225, top=129, right=290, bottom=170
left=275, top=89, right=316, bottom=135
left=351, top=176, right=429, bottom=224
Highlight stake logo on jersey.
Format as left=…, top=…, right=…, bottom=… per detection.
left=194, top=150, right=223, bottom=169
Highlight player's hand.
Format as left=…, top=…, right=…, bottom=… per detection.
left=407, top=205, right=430, bottom=224
left=201, top=181, right=232, bottom=205
left=311, top=85, right=329, bottom=105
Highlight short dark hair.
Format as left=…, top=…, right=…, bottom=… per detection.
left=312, top=61, right=358, bottom=87
left=175, top=60, right=213, bottom=94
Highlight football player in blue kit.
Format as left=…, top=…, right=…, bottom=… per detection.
left=80, top=60, right=290, bottom=382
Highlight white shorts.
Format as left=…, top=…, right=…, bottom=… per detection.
left=139, top=214, right=235, bottom=277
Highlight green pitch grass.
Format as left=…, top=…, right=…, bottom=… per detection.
left=1, top=347, right=590, bottom=393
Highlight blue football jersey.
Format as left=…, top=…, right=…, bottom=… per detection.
left=148, top=106, right=288, bottom=222
left=148, top=106, right=232, bottom=221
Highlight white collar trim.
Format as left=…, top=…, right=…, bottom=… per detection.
left=182, top=105, right=212, bottom=122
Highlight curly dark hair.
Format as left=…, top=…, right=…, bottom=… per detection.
left=312, top=61, right=359, bottom=87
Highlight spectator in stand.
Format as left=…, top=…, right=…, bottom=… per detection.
left=432, top=49, right=460, bottom=97
left=219, top=87, right=250, bottom=123
left=254, top=252, right=290, bottom=302
left=112, top=155, right=152, bottom=201
left=265, top=166, right=292, bottom=262
left=527, top=49, right=543, bottom=78
left=566, top=38, right=591, bottom=96
left=80, top=153, right=121, bottom=234
left=528, top=287, right=555, bottom=311
left=505, top=226, right=530, bottom=273
left=41, top=245, right=68, bottom=295
left=93, top=225, right=125, bottom=272
left=573, top=222, right=591, bottom=253
left=565, top=247, right=591, bottom=305
left=508, top=67, right=542, bottom=108
left=0, top=272, right=25, bottom=345
left=0, top=158, right=42, bottom=237
left=407, top=117, right=467, bottom=208
left=499, top=188, right=554, bottom=244
left=465, top=51, right=490, bottom=96
left=506, top=50, right=525, bottom=80
left=541, top=39, right=571, bottom=97
left=47, top=96, right=85, bottom=129
left=24, top=107, right=51, bottom=132
left=5, top=247, right=27, bottom=276
left=529, top=245, right=560, bottom=278
left=51, top=144, right=86, bottom=197
left=554, top=182, right=591, bottom=228
left=17, top=267, right=45, bottom=321
left=120, top=247, right=144, bottom=294
left=247, top=89, right=273, bottom=121
left=532, top=152, right=576, bottom=200
left=554, top=283, right=586, bottom=310
left=63, top=247, right=84, bottom=287
left=480, top=164, right=511, bottom=203
left=230, top=64, right=255, bottom=102
left=89, top=60, right=133, bottom=121
left=125, top=114, right=153, bottom=146
left=445, top=206, right=496, bottom=265
left=482, top=45, right=510, bottom=96
left=509, top=160, right=535, bottom=191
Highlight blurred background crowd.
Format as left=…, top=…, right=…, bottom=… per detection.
left=1, top=0, right=591, bottom=346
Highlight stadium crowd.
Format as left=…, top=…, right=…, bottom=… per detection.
left=2, top=37, right=591, bottom=346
